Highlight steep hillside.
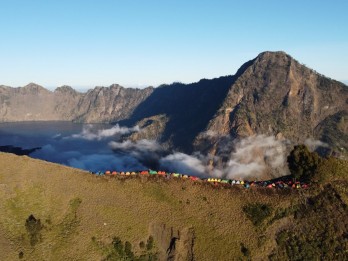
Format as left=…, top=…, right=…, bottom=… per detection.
left=0, top=153, right=347, bottom=260
left=73, top=85, right=154, bottom=123
left=194, top=51, right=348, bottom=155
left=124, top=75, right=236, bottom=151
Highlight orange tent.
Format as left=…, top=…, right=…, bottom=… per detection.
left=140, top=170, right=149, bottom=175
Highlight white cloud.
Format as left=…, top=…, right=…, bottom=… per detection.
left=222, top=135, right=288, bottom=179
left=159, top=152, right=207, bottom=177
left=109, top=139, right=161, bottom=153
left=70, top=124, right=139, bottom=141
left=304, top=138, right=328, bottom=151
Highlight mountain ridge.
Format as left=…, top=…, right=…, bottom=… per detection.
left=0, top=51, right=347, bottom=156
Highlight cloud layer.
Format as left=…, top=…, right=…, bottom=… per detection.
left=1, top=122, right=330, bottom=179
left=159, top=135, right=289, bottom=179
left=71, top=124, right=139, bottom=140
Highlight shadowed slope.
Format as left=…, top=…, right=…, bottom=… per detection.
left=122, top=58, right=256, bottom=152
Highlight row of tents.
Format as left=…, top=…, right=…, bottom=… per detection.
left=91, top=170, right=309, bottom=189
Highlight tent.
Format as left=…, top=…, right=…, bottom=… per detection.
left=149, top=170, right=158, bottom=175
left=190, top=176, right=199, bottom=181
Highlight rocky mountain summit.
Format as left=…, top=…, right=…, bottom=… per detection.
left=0, top=51, right=347, bottom=155
left=194, top=51, right=347, bottom=155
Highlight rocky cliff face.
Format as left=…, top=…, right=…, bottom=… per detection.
left=0, top=51, right=347, bottom=155
left=203, top=52, right=347, bottom=138
left=194, top=52, right=348, bottom=155
left=73, top=84, right=154, bottom=123
left=0, top=83, right=153, bottom=123
left=0, top=83, right=70, bottom=121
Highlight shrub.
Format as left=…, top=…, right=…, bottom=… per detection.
left=146, top=235, right=154, bottom=250
left=243, top=203, right=272, bottom=226
left=240, top=243, right=250, bottom=257
left=124, top=241, right=134, bottom=259
left=287, top=145, right=320, bottom=182
left=103, top=235, right=158, bottom=261
left=112, top=236, right=124, bottom=256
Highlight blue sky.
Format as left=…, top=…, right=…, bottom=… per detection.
left=0, top=0, right=347, bottom=90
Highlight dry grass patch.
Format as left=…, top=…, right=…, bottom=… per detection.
left=0, top=153, right=347, bottom=260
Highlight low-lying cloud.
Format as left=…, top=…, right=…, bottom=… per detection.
left=109, top=139, right=162, bottom=153
left=222, top=135, right=288, bottom=179
left=304, top=138, right=328, bottom=151
left=159, top=135, right=289, bottom=179
left=3, top=122, right=331, bottom=179
left=109, top=139, right=164, bottom=170
left=71, top=124, right=139, bottom=141
left=160, top=152, right=208, bottom=177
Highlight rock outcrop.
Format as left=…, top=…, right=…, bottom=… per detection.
left=149, top=223, right=195, bottom=261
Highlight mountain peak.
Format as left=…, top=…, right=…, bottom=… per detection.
left=255, top=51, right=293, bottom=63
left=109, top=83, right=122, bottom=88
left=258, top=50, right=288, bottom=56
left=54, top=85, right=78, bottom=93
left=23, top=82, right=45, bottom=89
left=21, top=83, right=50, bottom=94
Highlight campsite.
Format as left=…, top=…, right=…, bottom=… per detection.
left=93, top=169, right=310, bottom=190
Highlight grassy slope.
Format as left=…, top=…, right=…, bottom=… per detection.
left=0, top=152, right=346, bottom=261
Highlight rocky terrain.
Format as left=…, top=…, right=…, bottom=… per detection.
left=194, top=52, right=347, bottom=155
left=1, top=51, right=347, bottom=156
left=0, top=83, right=153, bottom=123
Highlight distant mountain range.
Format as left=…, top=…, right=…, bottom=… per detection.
left=1, top=51, right=347, bottom=155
